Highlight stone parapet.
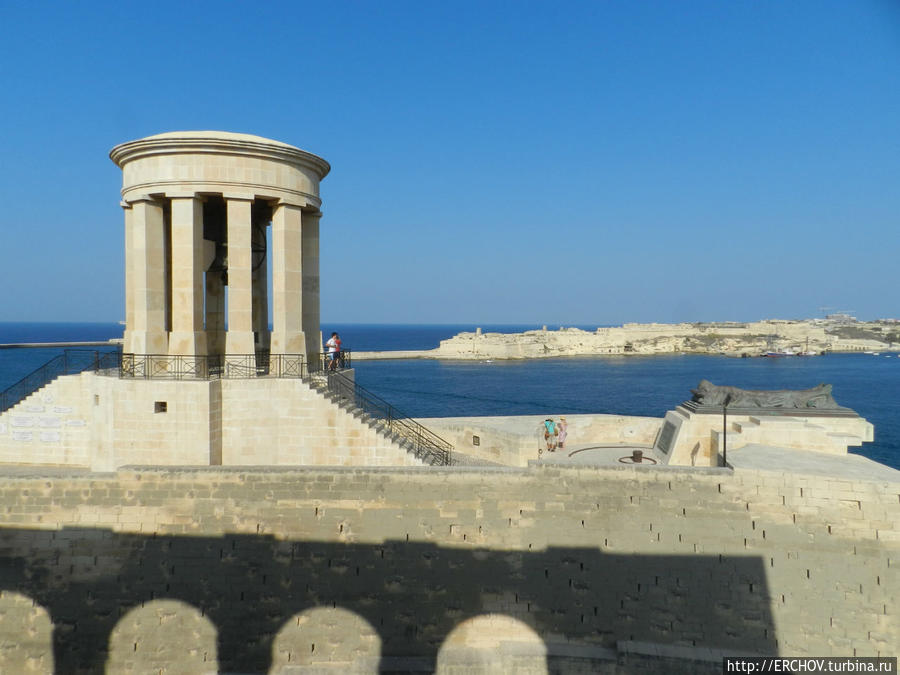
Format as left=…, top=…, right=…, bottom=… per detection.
left=0, top=462, right=894, bottom=671
left=424, top=414, right=662, bottom=467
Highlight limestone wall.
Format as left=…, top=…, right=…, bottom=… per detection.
left=660, top=407, right=875, bottom=467
left=0, top=372, right=94, bottom=467
left=0, top=463, right=895, bottom=672
left=0, top=373, right=424, bottom=470
left=424, top=414, right=662, bottom=466
left=218, top=378, right=423, bottom=467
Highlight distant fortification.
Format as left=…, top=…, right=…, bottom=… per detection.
left=425, top=319, right=900, bottom=359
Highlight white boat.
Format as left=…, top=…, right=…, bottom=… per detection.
left=765, top=349, right=796, bottom=357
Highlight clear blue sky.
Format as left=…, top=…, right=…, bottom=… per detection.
left=1, top=1, right=898, bottom=325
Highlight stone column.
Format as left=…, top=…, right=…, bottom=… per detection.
left=301, top=210, right=321, bottom=361
left=205, top=268, right=225, bottom=355
left=128, top=198, right=168, bottom=354
left=251, top=217, right=270, bottom=351
left=168, top=196, right=207, bottom=355
left=225, top=197, right=256, bottom=354
left=270, top=202, right=304, bottom=355
left=122, top=202, right=135, bottom=351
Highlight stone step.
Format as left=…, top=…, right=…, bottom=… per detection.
left=826, top=432, right=866, bottom=448
left=303, top=377, right=436, bottom=465
left=747, top=416, right=808, bottom=428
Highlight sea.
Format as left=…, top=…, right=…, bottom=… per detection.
left=2, top=322, right=898, bottom=470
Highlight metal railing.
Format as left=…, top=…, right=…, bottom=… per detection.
left=1, top=347, right=453, bottom=467
left=0, top=349, right=120, bottom=414
left=319, top=370, right=452, bottom=466
left=0, top=350, right=310, bottom=414
left=310, top=350, right=352, bottom=374
left=119, top=352, right=306, bottom=380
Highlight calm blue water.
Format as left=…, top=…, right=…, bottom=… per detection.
left=2, top=322, right=898, bottom=470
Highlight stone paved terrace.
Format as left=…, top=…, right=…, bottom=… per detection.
left=727, top=444, right=900, bottom=482
left=538, top=443, right=667, bottom=466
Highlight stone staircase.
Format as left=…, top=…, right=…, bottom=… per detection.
left=712, top=414, right=874, bottom=458
left=307, top=374, right=454, bottom=466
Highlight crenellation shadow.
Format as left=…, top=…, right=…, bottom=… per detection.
left=0, top=526, right=776, bottom=673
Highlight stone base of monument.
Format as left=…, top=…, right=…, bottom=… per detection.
left=655, top=402, right=874, bottom=468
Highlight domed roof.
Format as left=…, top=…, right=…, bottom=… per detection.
left=110, top=131, right=330, bottom=178
left=139, top=130, right=299, bottom=149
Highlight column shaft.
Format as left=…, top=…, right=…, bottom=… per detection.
left=205, top=270, right=225, bottom=355
left=129, top=199, right=168, bottom=354
left=122, top=203, right=135, bottom=351
left=168, top=196, right=207, bottom=356
left=270, top=203, right=304, bottom=354
left=225, top=198, right=256, bottom=354
left=301, top=211, right=321, bottom=361
left=252, top=220, right=270, bottom=351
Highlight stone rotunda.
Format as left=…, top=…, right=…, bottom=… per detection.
left=110, top=131, right=330, bottom=365
left=0, top=132, right=452, bottom=471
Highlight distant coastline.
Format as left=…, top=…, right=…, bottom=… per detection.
left=354, top=317, right=900, bottom=360
left=1, top=318, right=897, bottom=361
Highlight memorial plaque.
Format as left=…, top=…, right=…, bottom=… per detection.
left=53, top=406, right=73, bottom=414
left=25, top=405, right=45, bottom=413
left=0, top=422, right=5, bottom=434
left=12, top=431, right=33, bottom=442
left=656, top=421, right=677, bottom=455
left=39, top=417, right=62, bottom=428
left=40, top=431, right=61, bottom=443
left=66, top=420, right=87, bottom=427
left=11, top=417, right=34, bottom=428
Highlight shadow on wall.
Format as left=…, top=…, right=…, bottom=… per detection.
left=0, top=527, right=776, bottom=673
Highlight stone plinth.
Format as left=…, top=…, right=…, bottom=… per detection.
left=658, top=403, right=874, bottom=467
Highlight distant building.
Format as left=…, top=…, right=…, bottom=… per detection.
left=825, top=313, right=857, bottom=323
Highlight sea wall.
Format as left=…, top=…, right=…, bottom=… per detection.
left=0, top=372, right=423, bottom=470
left=0, top=463, right=895, bottom=673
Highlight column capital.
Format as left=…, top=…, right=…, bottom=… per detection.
left=274, top=198, right=308, bottom=210
left=167, top=192, right=201, bottom=201
left=124, top=195, right=162, bottom=207
left=222, top=193, right=256, bottom=202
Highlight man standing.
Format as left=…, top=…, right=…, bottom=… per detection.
left=543, top=418, right=557, bottom=452
left=325, top=332, right=342, bottom=372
